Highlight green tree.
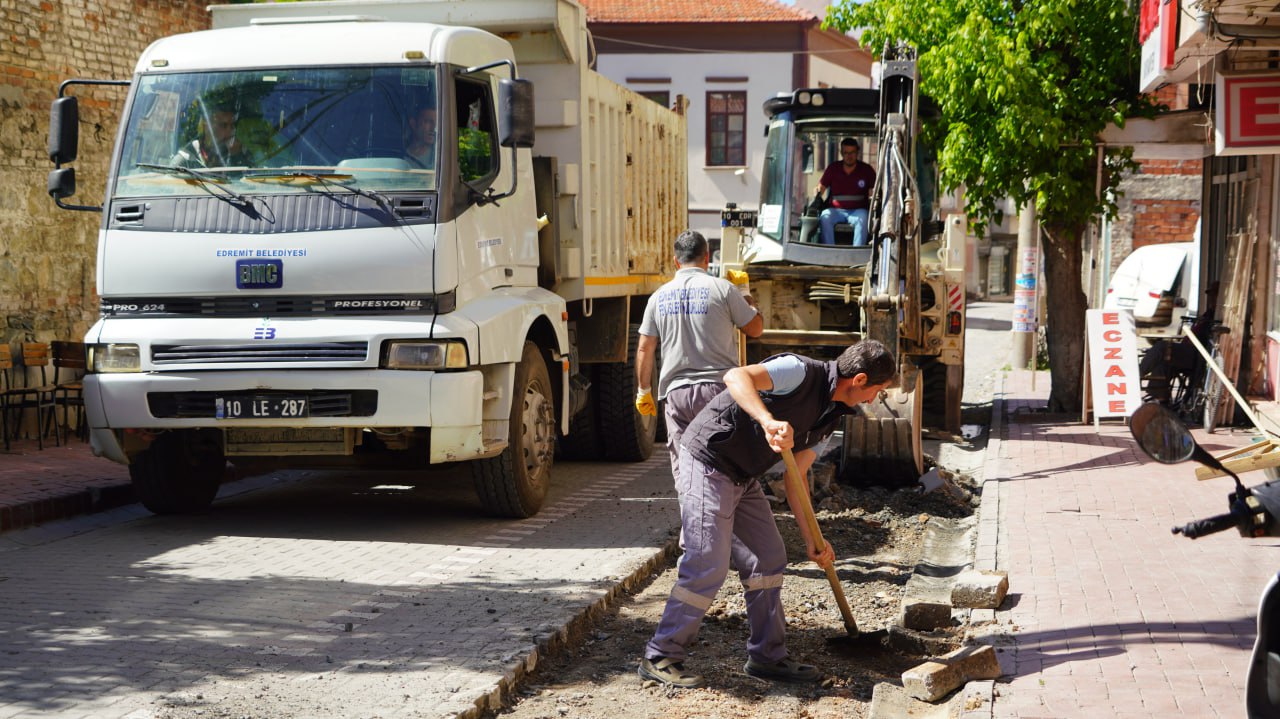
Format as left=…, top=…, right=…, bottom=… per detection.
left=826, top=0, right=1155, bottom=412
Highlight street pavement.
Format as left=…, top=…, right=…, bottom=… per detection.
left=0, top=320, right=1275, bottom=717
left=980, top=370, right=1270, bottom=718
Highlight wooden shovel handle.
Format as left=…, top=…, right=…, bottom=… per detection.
left=780, top=448, right=859, bottom=635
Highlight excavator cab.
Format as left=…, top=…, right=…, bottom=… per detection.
left=756, top=88, right=881, bottom=268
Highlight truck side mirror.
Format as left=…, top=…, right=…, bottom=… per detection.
left=499, top=78, right=535, bottom=149
left=49, top=96, right=79, bottom=165
left=48, top=168, right=76, bottom=201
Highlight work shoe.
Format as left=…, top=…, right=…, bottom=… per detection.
left=638, top=656, right=705, bottom=688
left=743, top=657, right=822, bottom=683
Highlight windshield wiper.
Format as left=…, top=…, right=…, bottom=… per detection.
left=135, top=163, right=254, bottom=207
left=245, top=170, right=393, bottom=212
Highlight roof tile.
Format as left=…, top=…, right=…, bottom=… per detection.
left=578, top=0, right=816, bottom=24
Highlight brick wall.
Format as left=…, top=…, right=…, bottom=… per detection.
left=1132, top=197, right=1201, bottom=249
left=1110, top=158, right=1202, bottom=274
left=0, top=1, right=210, bottom=347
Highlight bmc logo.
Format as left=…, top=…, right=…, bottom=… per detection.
left=253, top=327, right=277, bottom=340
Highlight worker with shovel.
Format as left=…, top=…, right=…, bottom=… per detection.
left=639, top=340, right=896, bottom=688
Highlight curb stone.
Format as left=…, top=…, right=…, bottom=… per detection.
left=965, top=371, right=1007, bottom=718
left=452, top=536, right=681, bottom=718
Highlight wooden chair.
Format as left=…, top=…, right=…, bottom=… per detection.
left=0, top=345, right=18, bottom=451
left=51, top=340, right=87, bottom=443
left=11, top=343, right=58, bottom=449
left=0, top=345, right=45, bottom=451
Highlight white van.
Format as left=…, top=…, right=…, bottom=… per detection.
left=1103, top=242, right=1195, bottom=339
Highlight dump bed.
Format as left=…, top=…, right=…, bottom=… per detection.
left=211, top=0, right=686, bottom=302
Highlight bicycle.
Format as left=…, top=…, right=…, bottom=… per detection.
left=1139, top=317, right=1199, bottom=409
left=1199, top=324, right=1230, bottom=433
left=1139, top=316, right=1229, bottom=429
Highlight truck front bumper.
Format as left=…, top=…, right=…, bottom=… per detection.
left=85, top=369, right=487, bottom=465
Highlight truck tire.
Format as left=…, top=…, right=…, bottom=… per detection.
left=129, top=430, right=224, bottom=514
left=597, top=324, right=657, bottom=462
left=472, top=342, right=556, bottom=517
left=557, top=365, right=603, bottom=461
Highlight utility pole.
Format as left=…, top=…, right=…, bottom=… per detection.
left=1010, top=199, right=1038, bottom=369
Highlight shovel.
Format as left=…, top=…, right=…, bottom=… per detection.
left=780, top=448, right=861, bottom=637
left=779, top=448, right=890, bottom=650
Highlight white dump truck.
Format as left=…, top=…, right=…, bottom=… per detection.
left=46, top=0, right=686, bottom=517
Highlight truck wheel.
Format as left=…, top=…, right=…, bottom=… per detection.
left=473, top=342, right=556, bottom=517
left=597, top=324, right=657, bottom=462
left=558, top=365, right=602, bottom=461
left=129, top=430, right=224, bottom=514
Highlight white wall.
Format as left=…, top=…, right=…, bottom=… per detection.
left=810, top=54, right=871, bottom=89
left=595, top=52, right=794, bottom=241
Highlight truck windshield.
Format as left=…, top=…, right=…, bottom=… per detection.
left=114, top=66, right=438, bottom=198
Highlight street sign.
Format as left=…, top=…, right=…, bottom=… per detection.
left=1085, top=309, right=1143, bottom=420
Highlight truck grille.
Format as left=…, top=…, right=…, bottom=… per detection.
left=151, top=342, right=368, bottom=365
left=100, top=293, right=450, bottom=317
left=148, top=390, right=377, bottom=418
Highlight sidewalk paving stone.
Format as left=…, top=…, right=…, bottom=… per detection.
left=987, top=369, right=1272, bottom=718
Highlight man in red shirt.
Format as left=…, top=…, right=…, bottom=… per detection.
left=814, top=138, right=875, bottom=245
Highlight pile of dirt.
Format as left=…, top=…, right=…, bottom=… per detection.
left=491, top=467, right=979, bottom=719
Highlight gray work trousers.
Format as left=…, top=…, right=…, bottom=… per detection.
left=663, top=382, right=750, bottom=564
left=645, top=451, right=789, bottom=664
left=662, top=382, right=726, bottom=477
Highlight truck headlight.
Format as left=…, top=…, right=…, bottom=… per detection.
left=89, top=343, right=141, bottom=373
left=383, top=340, right=468, bottom=370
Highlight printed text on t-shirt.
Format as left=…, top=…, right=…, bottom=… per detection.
left=656, top=286, right=711, bottom=316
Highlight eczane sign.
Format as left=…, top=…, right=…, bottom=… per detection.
left=1215, top=71, right=1280, bottom=156
left=1138, top=0, right=1177, bottom=93
left=1086, top=309, right=1142, bottom=419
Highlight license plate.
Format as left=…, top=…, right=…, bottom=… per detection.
left=216, top=395, right=309, bottom=419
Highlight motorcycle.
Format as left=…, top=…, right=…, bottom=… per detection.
left=1129, top=402, right=1280, bottom=718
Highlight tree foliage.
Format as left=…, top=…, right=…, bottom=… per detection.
left=825, top=0, right=1158, bottom=412
left=825, top=0, right=1153, bottom=231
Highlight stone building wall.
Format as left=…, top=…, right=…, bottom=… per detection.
left=0, top=0, right=209, bottom=347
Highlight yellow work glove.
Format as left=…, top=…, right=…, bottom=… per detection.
left=635, top=387, right=657, bottom=416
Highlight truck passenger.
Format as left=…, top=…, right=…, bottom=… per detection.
left=640, top=340, right=897, bottom=687
left=813, top=137, right=875, bottom=246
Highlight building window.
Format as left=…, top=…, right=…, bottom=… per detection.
left=707, top=91, right=746, bottom=166
left=639, top=91, right=670, bottom=108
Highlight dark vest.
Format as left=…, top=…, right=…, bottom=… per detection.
left=683, top=354, right=850, bottom=483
